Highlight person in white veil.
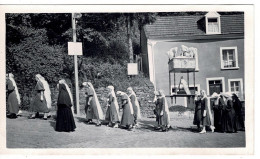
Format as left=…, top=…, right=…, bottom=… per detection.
left=158, top=89, right=171, bottom=132
left=105, top=85, right=120, bottom=128
left=83, top=82, right=103, bottom=126
left=117, top=91, right=135, bottom=131
left=39, top=75, right=52, bottom=118
left=29, top=74, right=51, bottom=120
left=127, top=87, right=142, bottom=127
left=55, top=79, right=76, bottom=132
left=199, top=90, right=215, bottom=134
left=6, top=73, right=21, bottom=118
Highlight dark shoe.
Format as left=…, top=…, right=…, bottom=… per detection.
left=47, top=115, right=52, bottom=118
left=28, top=116, right=35, bottom=119
left=7, top=114, right=17, bottom=119
left=154, top=127, right=161, bottom=130
left=35, top=112, right=40, bottom=118
left=43, top=118, right=47, bottom=120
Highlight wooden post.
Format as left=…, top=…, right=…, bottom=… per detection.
left=72, top=13, right=80, bottom=115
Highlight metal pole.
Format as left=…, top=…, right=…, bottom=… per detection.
left=193, top=71, right=195, bottom=104
left=72, top=13, right=80, bottom=115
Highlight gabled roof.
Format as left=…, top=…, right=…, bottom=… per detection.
left=144, top=13, right=244, bottom=40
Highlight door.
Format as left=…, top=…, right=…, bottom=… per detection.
left=208, top=80, right=223, bottom=95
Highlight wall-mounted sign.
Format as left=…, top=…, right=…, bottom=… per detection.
left=128, top=63, right=138, bottom=75
left=68, top=42, right=83, bottom=55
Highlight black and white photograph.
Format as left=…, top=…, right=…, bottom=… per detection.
left=0, top=4, right=255, bottom=155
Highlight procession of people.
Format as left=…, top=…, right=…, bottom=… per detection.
left=6, top=73, right=245, bottom=133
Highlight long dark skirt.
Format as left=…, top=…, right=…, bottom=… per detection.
left=56, top=105, right=76, bottom=132
left=193, top=108, right=202, bottom=126
left=121, top=104, right=135, bottom=127
left=214, top=109, right=223, bottom=132
left=222, top=110, right=236, bottom=133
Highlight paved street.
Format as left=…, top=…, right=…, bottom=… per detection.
left=6, top=111, right=245, bottom=148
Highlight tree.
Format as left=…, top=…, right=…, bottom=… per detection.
left=122, top=13, right=157, bottom=63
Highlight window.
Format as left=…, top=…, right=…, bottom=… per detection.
left=207, top=18, right=219, bottom=33
left=205, top=12, right=221, bottom=34
left=228, top=78, right=244, bottom=100
left=220, top=47, right=239, bottom=69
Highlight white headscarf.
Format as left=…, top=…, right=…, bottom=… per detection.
left=36, top=74, right=52, bottom=109
left=158, top=89, right=170, bottom=122
left=117, top=91, right=134, bottom=114
left=86, top=82, right=104, bottom=120
left=220, top=92, right=232, bottom=105
left=211, top=92, right=220, bottom=105
left=8, top=73, right=21, bottom=105
left=127, top=87, right=142, bottom=120
left=107, top=85, right=120, bottom=120
left=59, top=79, right=74, bottom=106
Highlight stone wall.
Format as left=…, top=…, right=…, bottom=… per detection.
left=77, top=80, right=156, bottom=117
left=21, top=80, right=156, bottom=117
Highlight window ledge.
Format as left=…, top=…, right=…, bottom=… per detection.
left=206, top=32, right=221, bottom=35
left=221, top=67, right=239, bottom=70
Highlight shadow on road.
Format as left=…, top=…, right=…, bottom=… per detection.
left=174, top=126, right=199, bottom=133
left=49, top=120, right=56, bottom=130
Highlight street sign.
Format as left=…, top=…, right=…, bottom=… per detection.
left=127, top=63, right=138, bottom=75
left=68, top=42, right=83, bottom=55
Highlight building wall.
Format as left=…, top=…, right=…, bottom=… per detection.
left=151, top=38, right=244, bottom=106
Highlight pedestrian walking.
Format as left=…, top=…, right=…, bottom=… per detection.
left=29, top=74, right=52, bottom=120
left=105, top=85, right=120, bottom=128
left=199, top=90, right=215, bottom=133
left=158, top=90, right=171, bottom=132
left=83, top=82, right=103, bottom=126
left=211, top=92, right=225, bottom=132
left=232, top=93, right=245, bottom=131
left=116, top=91, right=135, bottom=131
left=6, top=73, right=21, bottom=119
left=55, top=79, right=76, bottom=132
left=220, top=92, right=237, bottom=133
left=153, top=91, right=161, bottom=130
left=127, top=87, right=142, bottom=127
left=193, top=91, right=202, bottom=131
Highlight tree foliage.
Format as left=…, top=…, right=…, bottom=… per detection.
left=6, top=13, right=157, bottom=109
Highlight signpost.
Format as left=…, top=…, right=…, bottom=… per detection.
left=127, top=63, right=138, bottom=75
left=68, top=13, right=82, bottom=115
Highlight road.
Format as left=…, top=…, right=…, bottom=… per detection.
left=6, top=111, right=245, bottom=148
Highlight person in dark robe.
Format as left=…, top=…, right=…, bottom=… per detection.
left=55, top=79, right=76, bottom=132
left=153, top=91, right=161, bottom=130
left=232, top=93, right=245, bottom=131
left=105, top=85, right=120, bottom=128
left=6, top=73, right=21, bottom=119
left=127, top=87, right=142, bottom=127
left=158, top=90, right=171, bottom=132
left=83, top=82, right=103, bottom=126
left=200, top=90, right=215, bottom=134
left=117, top=91, right=135, bottom=131
left=211, top=92, right=225, bottom=132
left=29, top=74, right=51, bottom=120
left=220, top=93, right=237, bottom=133
left=193, top=91, right=202, bottom=131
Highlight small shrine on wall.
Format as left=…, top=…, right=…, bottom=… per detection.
left=167, top=45, right=198, bottom=103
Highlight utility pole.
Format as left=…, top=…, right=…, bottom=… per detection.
left=72, top=13, right=80, bottom=115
